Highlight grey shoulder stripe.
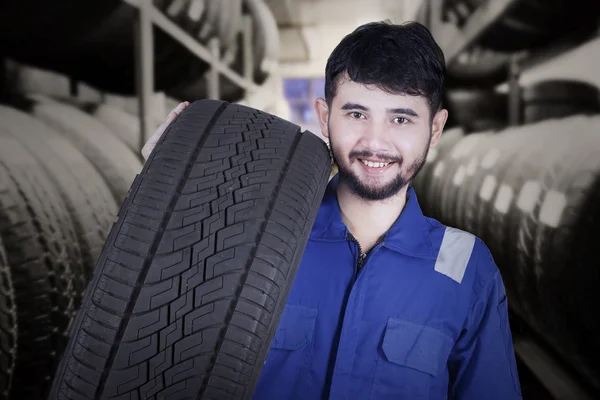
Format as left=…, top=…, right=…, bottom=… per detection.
left=434, top=227, right=476, bottom=283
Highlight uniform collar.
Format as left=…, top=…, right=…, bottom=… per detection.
left=310, top=174, right=435, bottom=258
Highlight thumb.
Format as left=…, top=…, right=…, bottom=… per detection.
left=141, top=123, right=167, bottom=161
left=141, top=101, right=190, bottom=161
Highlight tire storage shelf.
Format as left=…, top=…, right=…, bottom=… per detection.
left=0, top=0, right=279, bottom=150
left=415, top=1, right=600, bottom=399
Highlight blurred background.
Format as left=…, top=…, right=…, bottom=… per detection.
left=0, top=1, right=599, bottom=399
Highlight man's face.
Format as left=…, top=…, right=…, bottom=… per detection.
left=316, top=77, right=446, bottom=201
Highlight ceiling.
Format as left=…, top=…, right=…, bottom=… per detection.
left=264, top=0, right=424, bottom=75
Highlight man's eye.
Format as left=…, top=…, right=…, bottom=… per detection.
left=350, top=112, right=364, bottom=119
left=394, top=117, right=408, bottom=124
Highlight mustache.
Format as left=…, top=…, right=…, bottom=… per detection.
left=348, top=150, right=402, bottom=164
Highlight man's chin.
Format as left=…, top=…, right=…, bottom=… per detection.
left=340, top=171, right=406, bottom=201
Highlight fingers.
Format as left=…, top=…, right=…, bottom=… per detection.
left=141, top=101, right=190, bottom=161
left=164, top=101, right=190, bottom=125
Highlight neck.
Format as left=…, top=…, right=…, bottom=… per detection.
left=336, top=179, right=409, bottom=239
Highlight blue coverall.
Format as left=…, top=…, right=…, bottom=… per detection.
left=253, top=174, right=523, bottom=400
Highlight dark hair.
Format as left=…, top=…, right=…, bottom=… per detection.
left=324, top=20, right=446, bottom=119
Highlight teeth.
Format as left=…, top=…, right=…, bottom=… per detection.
left=361, top=159, right=390, bottom=168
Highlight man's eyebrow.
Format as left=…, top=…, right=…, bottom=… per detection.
left=340, top=103, right=419, bottom=118
left=341, top=102, right=369, bottom=111
left=388, top=107, right=419, bottom=117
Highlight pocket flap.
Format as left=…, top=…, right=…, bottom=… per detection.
left=381, top=318, right=453, bottom=377
left=271, top=304, right=318, bottom=351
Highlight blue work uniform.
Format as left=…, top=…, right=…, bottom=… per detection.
left=253, top=174, right=523, bottom=400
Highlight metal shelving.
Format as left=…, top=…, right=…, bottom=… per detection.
left=125, top=0, right=261, bottom=149
left=420, top=1, right=600, bottom=398
left=422, top=0, right=523, bottom=124
left=428, top=0, right=520, bottom=65
left=423, top=0, right=600, bottom=127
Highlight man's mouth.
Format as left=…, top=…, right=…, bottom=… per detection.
left=359, top=159, right=395, bottom=169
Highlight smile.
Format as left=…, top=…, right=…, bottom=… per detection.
left=359, top=159, right=394, bottom=168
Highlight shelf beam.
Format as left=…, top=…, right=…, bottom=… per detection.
left=125, top=0, right=262, bottom=151
left=432, top=0, right=519, bottom=65
left=124, top=0, right=260, bottom=93
left=134, top=0, right=155, bottom=149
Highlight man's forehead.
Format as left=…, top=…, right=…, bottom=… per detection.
left=333, top=81, right=428, bottom=112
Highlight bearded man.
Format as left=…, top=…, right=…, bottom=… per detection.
left=142, top=20, right=522, bottom=400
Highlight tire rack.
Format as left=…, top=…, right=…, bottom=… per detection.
left=418, top=0, right=600, bottom=399
left=124, top=0, right=261, bottom=151
left=421, top=0, right=600, bottom=128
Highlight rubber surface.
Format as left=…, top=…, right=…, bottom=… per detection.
left=88, top=103, right=143, bottom=154
left=0, top=105, right=118, bottom=280
left=0, top=133, right=83, bottom=400
left=446, top=47, right=510, bottom=87
left=444, top=89, right=508, bottom=132
left=0, top=237, right=17, bottom=400
left=444, top=0, right=600, bottom=52
left=48, top=99, right=332, bottom=399
left=24, top=94, right=143, bottom=204
left=522, top=79, right=600, bottom=124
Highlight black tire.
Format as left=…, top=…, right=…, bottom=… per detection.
left=513, top=117, right=580, bottom=330
left=522, top=79, right=600, bottom=104
left=23, top=93, right=143, bottom=204
left=450, top=132, right=489, bottom=230
left=0, top=237, right=17, bottom=400
left=466, top=0, right=600, bottom=52
left=565, top=146, right=600, bottom=392
left=0, top=134, right=83, bottom=400
left=524, top=104, right=596, bottom=124
left=87, top=103, right=142, bottom=154
left=493, top=123, right=545, bottom=318
left=446, top=47, right=510, bottom=87
left=442, top=132, right=487, bottom=227
left=410, top=125, right=452, bottom=213
left=0, top=105, right=118, bottom=281
left=48, top=99, right=332, bottom=400
left=522, top=80, right=600, bottom=124
left=445, top=89, right=508, bottom=132
left=426, top=129, right=465, bottom=220
left=532, top=120, right=600, bottom=386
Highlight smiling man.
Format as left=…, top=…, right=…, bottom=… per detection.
left=142, top=20, right=522, bottom=400
left=253, top=20, right=522, bottom=400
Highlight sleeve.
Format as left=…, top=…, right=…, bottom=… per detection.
left=448, top=248, right=523, bottom=400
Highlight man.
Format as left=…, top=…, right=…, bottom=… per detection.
left=142, top=20, right=522, bottom=400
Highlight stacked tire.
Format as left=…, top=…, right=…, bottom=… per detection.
left=444, top=88, right=508, bottom=132
left=0, top=94, right=143, bottom=399
left=522, top=79, right=600, bottom=124
left=412, top=113, right=600, bottom=394
left=442, top=0, right=600, bottom=52
left=0, top=238, right=17, bottom=400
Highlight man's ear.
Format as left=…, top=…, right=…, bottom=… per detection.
left=430, top=108, right=448, bottom=149
left=314, top=97, right=330, bottom=139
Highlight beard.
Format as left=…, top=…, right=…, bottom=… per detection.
left=329, top=127, right=430, bottom=201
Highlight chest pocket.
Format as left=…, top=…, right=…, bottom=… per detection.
left=270, top=304, right=317, bottom=350
left=258, top=304, right=318, bottom=399
left=369, top=317, right=454, bottom=400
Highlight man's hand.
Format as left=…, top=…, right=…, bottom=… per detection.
left=141, top=101, right=190, bottom=161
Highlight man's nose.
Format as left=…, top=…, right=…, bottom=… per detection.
left=360, top=122, right=390, bottom=151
